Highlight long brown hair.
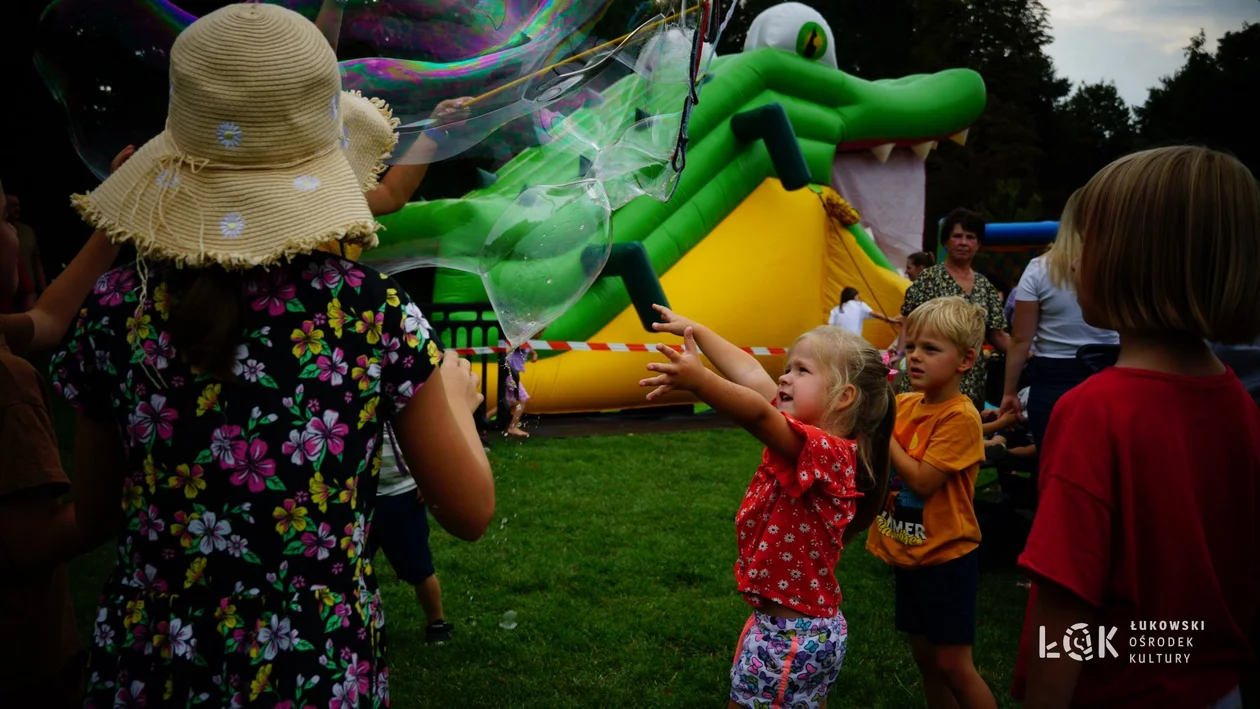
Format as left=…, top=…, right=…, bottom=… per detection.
left=793, top=327, right=895, bottom=543
left=166, top=266, right=247, bottom=380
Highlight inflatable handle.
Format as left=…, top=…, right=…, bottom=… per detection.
left=729, top=102, right=811, bottom=191
left=589, top=241, right=672, bottom=332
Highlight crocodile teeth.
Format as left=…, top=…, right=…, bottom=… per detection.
left=870, top=143, right=895, bottom=164
left=949, top=128, right=970, bottom=146
left=911, top=141, right=936, bottom=160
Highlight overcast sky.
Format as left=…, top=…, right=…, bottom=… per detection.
left=1041, top=0, right=1260, bottom=106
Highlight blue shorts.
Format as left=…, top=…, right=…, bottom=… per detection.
left=894, top=548, right=979, bottom=645
left=369, top=491, right=435, bottom=585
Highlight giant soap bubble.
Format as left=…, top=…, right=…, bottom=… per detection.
left=36, top=0, right=722, bottom=347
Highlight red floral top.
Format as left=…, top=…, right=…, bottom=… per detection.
left=735, top=412, right=862, bottom=618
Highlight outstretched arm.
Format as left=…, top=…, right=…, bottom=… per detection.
left=641, top=327, right=802, bottom=460
left=650, top=304, right=777, bottom=401
left=366, top=97, right=472, bottom=217
left=8, top=146, right=133, bottom=351
left=315, top=0, right=346, bottom=52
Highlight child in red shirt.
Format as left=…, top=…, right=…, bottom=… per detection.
left=1013, top=146, right=1260, bottom=709
left=642, top=305, right=895, bottom=709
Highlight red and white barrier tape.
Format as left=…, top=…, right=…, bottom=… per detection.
left=448, top=340, right=791, bottom=356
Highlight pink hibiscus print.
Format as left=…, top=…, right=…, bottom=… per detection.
left=211, top=425, right=248, bottom=468
left=315, top=347, right=348, bottom=387
left=130, top=394, right=178, bottom=444
left=137, top=505, right=165, bottom=541
left=334, top=259, right=365, bottom=290
left=282, top=428, right=322, bottom=465
left=300, top=522, right=336, bottom=561
left=141, top=331, right=175, bottom=369
left=94, top=269, right=137, bottom=308
left=344, top=653, right=372, bottom=699
left=306, top=410, right=348, bottom=457
left=228, top=439, right=276, bottom=492
left=246, top=269, right=296, bottom=316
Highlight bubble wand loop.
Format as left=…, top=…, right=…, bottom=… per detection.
left=460, top=4, right=708, bottom=110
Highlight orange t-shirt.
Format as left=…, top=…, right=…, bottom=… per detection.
left=866, top=392, right=984, bottom=568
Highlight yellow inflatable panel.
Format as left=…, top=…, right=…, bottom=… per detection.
left=507, top=180, right=909, bottom=415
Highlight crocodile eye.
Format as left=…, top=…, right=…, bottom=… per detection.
left=796, top=22, right=828, bottom=61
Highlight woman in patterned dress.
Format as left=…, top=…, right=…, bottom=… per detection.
left=50, top=6, right=494, bottom=706
left=897, top=208, right=1010, bottom=410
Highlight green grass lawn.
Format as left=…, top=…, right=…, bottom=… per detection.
left=66, top=428, right=1029, bottom=708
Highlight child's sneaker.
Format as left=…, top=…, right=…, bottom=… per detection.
left=425, top=620, right=455, bottom=645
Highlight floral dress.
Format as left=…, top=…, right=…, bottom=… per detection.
left=50, top=251, right=440, bottom=708
left=898, top=263, right=1006, bottom=408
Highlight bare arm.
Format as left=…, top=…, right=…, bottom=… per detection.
left=889, top=438, right=949, bottom=499
left=641, top=328, right=801, bottom=460
left=24, top=231, right=121, bottom=351
left=1000, top=300, right=1039, bottom=417
left=396, top=352, right=495, bottom=541
left=988, top=327, right=1011, bottom=354
left=982, top=412, right=1018, bottom=436
left=365, top=98, right=471, bottom=217
left=366, top=164, right=430, bottom=217
left=0, top=220, right=17, bottom=302
left=0, top=490, right=96, bottom=568
left=1024, top=581, right=1094, bottom=709
left=650, top=304, right=777, bottom=401
left=71, top=413, right=129, bottom=546
left=315, top=0, right=346, bottom=52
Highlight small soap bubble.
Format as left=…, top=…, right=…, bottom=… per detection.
left=500, top=610, right=518, bottom=630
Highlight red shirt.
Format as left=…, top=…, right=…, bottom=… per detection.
left=735, top=412, right=862, bottom=617
left=1012, top=367, right=1260, bottom=708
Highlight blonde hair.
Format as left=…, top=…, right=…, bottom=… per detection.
left=1044, top=189, right=1082, bottom=290
left=1076, top=146, right=1260, bottom=344
left=904, top=296, right=986, bottom=356
left=792, top=326, right=895, bottom=542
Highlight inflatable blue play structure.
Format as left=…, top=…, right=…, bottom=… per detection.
left=934, top=220, right=1060, bottom=262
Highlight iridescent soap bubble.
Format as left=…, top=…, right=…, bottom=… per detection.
left=37, top=0, right=721, bottom=344
left=481, top=180, right=612, bottom=348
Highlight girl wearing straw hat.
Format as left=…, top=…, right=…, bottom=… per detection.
left=49, top=5, right=494, bottom=705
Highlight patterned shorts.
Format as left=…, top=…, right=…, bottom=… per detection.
left=729, top=611, right=848, bottom=709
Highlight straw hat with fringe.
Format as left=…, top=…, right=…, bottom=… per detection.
left=73, top=3, right=397, bottom=270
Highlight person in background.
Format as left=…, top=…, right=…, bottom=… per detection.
left=898, top=209, right=1010, bottom=411
left=868, top=296, right=996, bottom=709
left=0, top=148, right=132, bottom=708
left=48, top=7, right=494, bottom=704
left=5, top=195, right=47, bottom=295
left=829, top=286, right=900, bottom=338
left=906, top=251, right=935, bottom=282
left=370, top=422, right=456, bottom=644
left=1013, top=146, right=1260, bottom=709
left=998, top=190, right=1119, bottom=448
left=504, top=341, right=538, bottom=438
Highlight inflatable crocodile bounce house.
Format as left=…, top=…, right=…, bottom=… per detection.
left=372, top=3, right=987, bottom=414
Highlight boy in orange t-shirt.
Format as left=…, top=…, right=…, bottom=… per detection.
left=867, top=296, right=995, bottom=709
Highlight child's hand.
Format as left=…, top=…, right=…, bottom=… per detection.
left=650, top=304, right=701, bottom=338
left=110, top=145, right=136, bottom=174
left=639, top=326, right=709, bottom=400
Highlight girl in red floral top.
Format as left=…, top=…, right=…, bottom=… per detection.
left=641, top=305, right=896, bottom=709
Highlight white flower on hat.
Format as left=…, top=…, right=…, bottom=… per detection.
left=220, top=212, right=245, bottom=238
left=330, top=93, right=340, bottom=120
left=217, top=122, right=243, bottom=149
left=339, top=126, right=350, bottom=150
left=155, top=169, right=180, bottom=189
left=293, top=176, right=321, bottom=192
